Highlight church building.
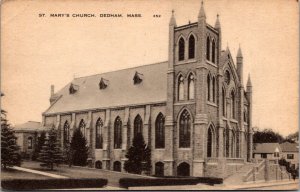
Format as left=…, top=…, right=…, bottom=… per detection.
left=42, top=2, right=253, bottom=177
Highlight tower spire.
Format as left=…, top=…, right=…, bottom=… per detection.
left=198, top=0, right=206, bottom=19
left=169, top=9, right=177, bottom=26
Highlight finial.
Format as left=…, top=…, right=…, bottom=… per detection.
left=172, top=9, right=174, bottom=15
left=189, top=20, right=191, bottom=24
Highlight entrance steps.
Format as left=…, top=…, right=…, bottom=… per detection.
left=224, top=163, right=256, bottom=185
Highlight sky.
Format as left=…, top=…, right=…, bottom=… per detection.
left=1, top=0, right=299, bottom=136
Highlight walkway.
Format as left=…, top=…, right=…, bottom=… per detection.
left=12, top=166, right=68, bottom=179
left=129, top=179, right=299, bottom=190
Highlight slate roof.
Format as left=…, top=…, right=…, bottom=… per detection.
left=14, top=121, right=42, bottom=132
left=280, top=142, right=299, bottom=153
left=253, top=143, right=281, bottom=154
left=44, top=61, right=168, bottom=115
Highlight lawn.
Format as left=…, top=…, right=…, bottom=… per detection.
left=1, top=168, right=51, bottom=180
left=21, top=161, right=151, bottom=187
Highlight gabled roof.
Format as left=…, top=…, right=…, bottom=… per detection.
left=280, top=142, right=299, bottom=153
left=14, top=121, right=42, bottom=132
left=253, top=143, right=281, bottom=154
left=44, top=61, right=168, bottom=115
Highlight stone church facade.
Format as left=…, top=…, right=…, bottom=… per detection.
left=42, top=3, right=253, bottom=177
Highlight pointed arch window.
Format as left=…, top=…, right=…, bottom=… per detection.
left=207, top=126, right=214, bottom=157
left=236, top=131, right=240, bottom=158
left=114, top=117, right=122, bottom=149
left=63, top=121, right=70, bottom=144
left=155, top=113, right=165, bottom=148
left=188, top=73, right=195, bottom=100
left=134, top=115, right=143, bottom=138
left=178, top=37, right=185, bottom=61
left=212, top=39, right=216, bottom=63
left=178, top=75, right=184, bottom=101
left=212, top=77, right=216, bottom=102
left=222, top=88, right=226, bottom=116
left=188, top=35, right=195, bottom=59
left=231, top=91, right=235, bottom=119
left=231, top=130, right=236, bottom=157
left=206, top=36, right=210, bottom=61
left=96, top=118, right=103, bottom=149
left=179, top=110, right=191, bottom=148
left=207, top=74, right=211, bottom=101
left=225, top=126, right=230, bottom=157
left=79, top=119, right=86, bottom=137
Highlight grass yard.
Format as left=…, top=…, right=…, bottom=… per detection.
left=21, top=161, right=151, bottom=187
left=1, top=168, right=51, bottom=180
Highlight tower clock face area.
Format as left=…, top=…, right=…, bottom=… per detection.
left=225, top=70, right=231, bottom=85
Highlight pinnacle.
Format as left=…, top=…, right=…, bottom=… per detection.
left=237, top=45, right=243, bottom=58
left=169, top=9, right=177, bottom=26
left=215, top=14, right=221, bottom=29
left=198, top=0, right=206, bottom=19
left=247, top=74, right=252, bottom=87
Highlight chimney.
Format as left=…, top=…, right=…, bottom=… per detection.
left=51, top=85, right=54, bottom=96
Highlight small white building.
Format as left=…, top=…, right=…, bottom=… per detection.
left=252, top=143, right=281, bottom=160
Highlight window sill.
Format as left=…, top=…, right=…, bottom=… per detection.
left=175, top=59, right=197, bottom=66
left=174, top=101, right=195, bottom=105
left=230, top=119, right=238, bottom=123
left=206, top=60, right=218, bottom=68
left=154, top=148, right=165, bottom=150
left=178, top=148, right=191, bottom=150
left=207, top=101, right=217, bottom=107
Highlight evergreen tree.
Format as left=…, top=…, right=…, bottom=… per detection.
left=62, top=142, right=73, bottom=167
left=32, top=131, right=46, bottom=160
left=1, top=121, right=21, bottom=169
left=124, top=133, right=152, bottom=174
left=1, top=92, right=21, bottom=169
left=38, top=129, right=63, bottom=170
left=70, top=128, right=88, bottom=166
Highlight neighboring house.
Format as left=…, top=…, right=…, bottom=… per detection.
left=253, top=143, right=281, bottom=160
left=41, top=3, right=254, bottom=177
left=14, top=121, right=46, bottom=158
left=280, top=142, right=299, bottom=169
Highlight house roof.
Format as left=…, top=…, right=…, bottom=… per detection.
left=13, top=121, right=43, bottom=132
left=253, top=143, right=281, bottom=154
left=280, top=142, right=299, bottom=152
left=44, top=61, right=168, bottom=115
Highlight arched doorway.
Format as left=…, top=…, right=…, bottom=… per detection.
left=113, top=161, right=121, bottom=172
left=177, top=162, right=190, bottom=176
left=155, top=162, right=164, bottom=176
left=95, top=161, right=102, bottom=169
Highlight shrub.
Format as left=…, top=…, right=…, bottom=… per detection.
left=2, top=178, right=108, bottom=190
left=119, top=177, right=223, bottom=188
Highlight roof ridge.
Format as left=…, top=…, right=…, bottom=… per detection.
left=74, top=61, right=168, bottom=80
